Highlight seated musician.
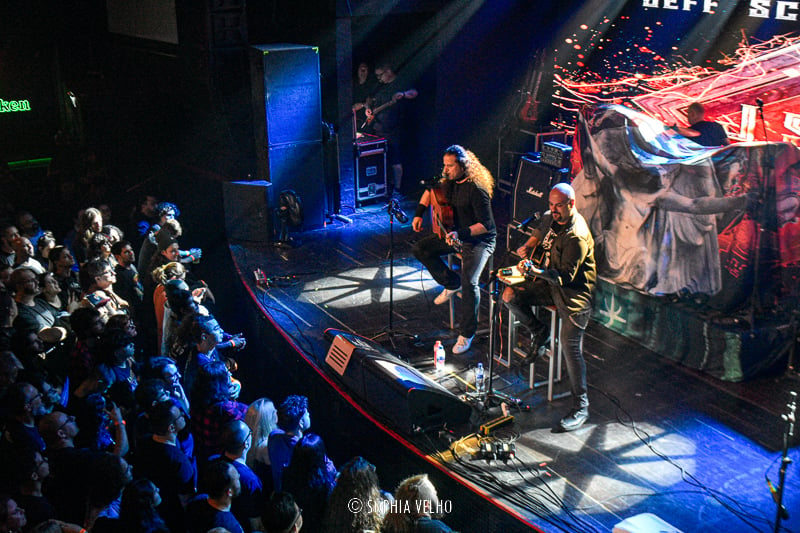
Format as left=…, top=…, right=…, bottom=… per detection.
left=501, top=183, right=597, bottom=432
left=411, top=145, right=496, bottom=355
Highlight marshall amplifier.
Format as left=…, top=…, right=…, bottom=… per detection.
left=540, top=141, right=572, bottom=169
left=354, top=136, right=387, bottom=205
left=511, top=157, right=552, bottom=228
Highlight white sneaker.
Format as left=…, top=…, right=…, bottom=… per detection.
left=452, top=335, right=473, bottom=354
left=433, top=288, right=459, bottom=305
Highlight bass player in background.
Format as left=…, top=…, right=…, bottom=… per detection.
left=364, top=61, right=418, bottom=197
left=501, top=183, right=596, bottom=432
left=412, top=145, right=496, bottom=355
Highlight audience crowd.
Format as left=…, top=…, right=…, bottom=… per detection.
left=0, top=196, right=458, bottom=532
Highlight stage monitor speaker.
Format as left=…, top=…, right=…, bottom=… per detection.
left=222, top=180, right=272, bottom=242
left=324, top=329, right=472, bottom=435
left=512, top=157, right=553, bottom=227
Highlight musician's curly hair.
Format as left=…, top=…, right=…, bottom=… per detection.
left=444, top=145, right=495, bottom=198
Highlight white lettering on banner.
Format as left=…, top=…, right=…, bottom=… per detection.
left=643, top=0, right=795, bottom=19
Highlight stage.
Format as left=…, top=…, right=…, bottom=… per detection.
left=218, top=196, right=800, bottom=533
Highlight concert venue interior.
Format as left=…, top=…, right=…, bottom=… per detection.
left=2, top=0, right=800, bottom=531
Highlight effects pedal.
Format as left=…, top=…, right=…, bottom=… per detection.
left=480, top=414, right=514, bottom=436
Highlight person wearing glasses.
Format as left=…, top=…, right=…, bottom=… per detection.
left=2, top=382, right=48, bottom=452
left=79, top=259, right=129, bottom=320
left=502, top=182, right=597, bottom=432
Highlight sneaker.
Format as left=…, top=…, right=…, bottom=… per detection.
left=433, top=288, right=459, bottom=305
left=559, top=407, right=589, bottom=432
left=452, top=335, right=473, bottom=355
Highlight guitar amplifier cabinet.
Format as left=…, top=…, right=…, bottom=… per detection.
left=354, top=136, right=387, bottom=205
left=512, top=157, right=552, bottom=227
left=506, top=224, right=536, bottom=253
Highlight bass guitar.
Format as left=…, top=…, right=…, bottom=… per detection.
left=429, top=186, right=462, bottom=253
left=519, top=50, right=547, bottom=125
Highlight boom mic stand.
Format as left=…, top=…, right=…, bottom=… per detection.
left=771, top=391, right=795, bottom=533
left=372, top=198, right=417, bottom=350
left=749, top=97, right=777, bottom=329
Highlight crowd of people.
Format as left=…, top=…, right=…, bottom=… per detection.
left=0, top=198, right=459, bottom=532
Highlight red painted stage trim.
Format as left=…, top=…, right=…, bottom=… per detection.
left=227, top=246, right=543, bottom=532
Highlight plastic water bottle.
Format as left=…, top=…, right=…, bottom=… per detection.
left=434, top=341, right=445, bottom=371
left=475, top=363, right=485, bottom=394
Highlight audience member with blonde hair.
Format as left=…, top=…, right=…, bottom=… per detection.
left=382, top=474, right=455, bottom=533
left=244, top=397, right=278, bottom=490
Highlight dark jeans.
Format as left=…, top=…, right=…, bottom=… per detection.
left=504, top=280, right=590, bottom=408
left=413, top=233, right=495, bottom=338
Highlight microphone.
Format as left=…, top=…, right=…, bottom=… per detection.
left=516, top=212, right=541, bottom=230
left=388, top=198, right=408, bottom=223
left=755, top=98, right=764, bottom=109
left=419, top=176, right=442, bottom=188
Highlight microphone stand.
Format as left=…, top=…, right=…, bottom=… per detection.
left=468, top=272, right=528, bottom=411
left=749, top=98, right=777, bottom=329
left=371, top=200, right=417, bottom=350
left=772, top=391, right=796, bottom=533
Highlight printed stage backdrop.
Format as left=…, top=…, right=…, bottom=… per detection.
left=571, top=104, right=800, bottom=380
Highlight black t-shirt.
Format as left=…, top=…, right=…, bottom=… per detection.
left=134, top=438, right=196, bottom=532
left=185, top=496, right=244, bottom=533
left=113, top=264, right=144, bottom=311
left=44, top=446, right=105, bottom=524
left=690, top=120, right=728, bottom=147
left=208, top=456, right=263, bottom=533
left=443, top=179, right=496, bottom=244
left=13, top=492, right=56, bottom=531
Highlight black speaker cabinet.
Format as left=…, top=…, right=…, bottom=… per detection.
left=506, top=224, right=536, bottom=252
left=324, top=329, right=472, bottom=434
left=262, top=142, right=326, bottom=229
left=250, top=44, right=322, bottom=146
left=512, top=157, right=555, bottom=227
left=250, top=44, right=326, bottom=228
left=222, top=180, right=273, bottom=242
left=354, top=137, right=387, bottom=205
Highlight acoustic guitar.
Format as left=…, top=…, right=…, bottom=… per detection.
left=429, top=187, right=462, bottom=253
left=498, top=245, right=546, bottom=286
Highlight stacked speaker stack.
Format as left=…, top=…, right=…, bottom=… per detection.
left=507, top=141, right=573, bottom=249
left=248, top=44, right=326, bottom=231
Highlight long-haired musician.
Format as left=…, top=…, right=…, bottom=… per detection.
left=411, top=145, right=496, bottom=355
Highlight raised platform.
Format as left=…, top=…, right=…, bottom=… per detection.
left=593, top=278, right=794, bottom=381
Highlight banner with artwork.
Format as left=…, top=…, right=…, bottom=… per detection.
left=572, top=104, right=800, bottom=312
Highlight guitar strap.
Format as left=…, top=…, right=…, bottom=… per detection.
left=537, top=227, right=557, bottom=269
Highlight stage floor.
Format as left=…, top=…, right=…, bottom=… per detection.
left=226, top=198, right=800, bottom=532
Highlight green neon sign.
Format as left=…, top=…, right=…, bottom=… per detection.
left=0, top=98, right=32, bottom=112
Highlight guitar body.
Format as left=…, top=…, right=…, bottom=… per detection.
left=429, top=187, right=462, bottom=253
left=520, top=245, right=547, bottom=279
left=429, top=187, right=454, bottom=240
